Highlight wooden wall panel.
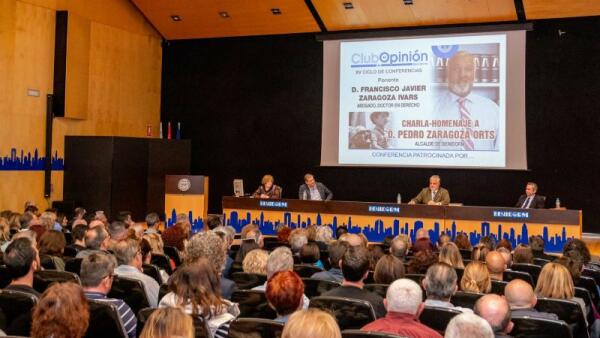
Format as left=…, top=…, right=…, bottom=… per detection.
left=64, top=12, right=90, bottom=119
left=523, top=0, right=600, bottom=19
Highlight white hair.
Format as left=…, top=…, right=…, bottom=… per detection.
left=386, top=279, right=423, bottom=315
left=430, top=175, right=441, bottom=182
left=290, top=233, right=308, bottom=253
left=444, top=313, right=494, bottom=338
left=213, top=225, right=235, bottom=245
left=267, top=247, right=294, bottom=279
left=315, top=226, right=333, bottom=243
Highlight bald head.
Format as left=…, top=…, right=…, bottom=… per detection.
left=341, top=233, right=363, bottom=247
left=504, top=279, right=536, bottom=309
left=486, top=251, right=506, bottom=279
left=496, top=247, right=512, bottom=268
left=474, top=294, right=512, bottom=334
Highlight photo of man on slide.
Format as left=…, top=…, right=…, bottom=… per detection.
left=348, top=111, right=390, bottom=149
left=434, top=50, right=499, bottom=151
left=369, top=111, right=390, bottom=149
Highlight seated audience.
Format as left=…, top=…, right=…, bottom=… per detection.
left=315, top=225, right=334, bottom=251
left=535, top=262, right=586, bottom=314
left=81, top=252, right=137, bottom=338
left=113, top=239, right=160, bottom=307
left=212, top=226, right=235, bottom=277
left=460, top=261, right=492, bottom=294
left=390, top=235, right=410, bottom=261
left=282, top=308, right=341, bottom=338
left=38, top=230, right=67, bottom=271
left=454, top=233, right=472, bottom=251
left=530, top=235, right=554, bottom=261
left=31, top=282, right=89, bottom=338
left=108, top=221, right=129, bottom=246
left=408, top=250, right=438, bottom=274
left=117, top=211, right=135, bottom=228
left=186, top=231, right=236, bottom=299
left=161, top=221, right=189, bottom=261
left=0, top=217, right=10, bottom=248
left=206, top=214, right=222, bottom=231
left=374, top=254, right=405, bottom=285
left=413, top=229, right=435, bottom=253
left=290, top=230, right=308, bottom=257
left=439, top=242, right=465, bottom=269
left=266, top=271, right=305, bottom=323
left=300, top=242, right=324, bottom=269
left=66, top=223, right=88, bottom=254
left=336, top=225, right=349, bottom=239
left=277, top=226, right=292, bottom=244
left=479, top=237, right=496, bottom=251
left=445, top=312, right=494, bottom=338
left=496, top=239, right=513, bottom=252
left=485, top=251, right=506, bottom=281
left=504, top=279, right=558, bottom=320
left=235, top=229, right=263, bottom=263
left=513, top=244, right=534, bottom=264
left=323, top=245, right=387, bottom=318
left=361, top=278, right=442, bottom=338
left=76, top=226, right=110, bottom=259
left=496, top=247, right=513, bottom=269
left=369, top=245, right=386, bottom=271
left=242, top=249, right=269, bottom=275
left=159, top=258, right=239, bottom=338
left=557, top=252, right=584, bottom=281
left=437, top=233, right=451, bottom=249
left=140, top=307, right=194, bottom=338
left=140, top=238, right=169, bottom=283
left=311, top=240, right=348, bottom=283
left=423, top=263, right=471, bottom=313
left=252, top=174, right=282, bottom=199
left=4, top=237, right=41, bottom=297
left=564, top=238, right=596, bottom=271
left=474, top=294, right=513, bottom=338
left=472, top=243, right=490, bottom=262
left=339, top=233, right=365, bottom=248
left=144, top=212, right=161, bottom=234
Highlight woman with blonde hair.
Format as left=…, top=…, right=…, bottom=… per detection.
left=140, top=307, right=194, bottom=338
left=460, top=261, right=492, bottom=293
left=439, top=242, right=465, bottom=269
left=535, top=262, right=586, bottom=314
left=0, top=217, right=10, bottom=246
left=242, top=249, right=269, bottom=276
left=252, top=174, right=282, bottom=199
left=282, top=308, right=341, bottom=338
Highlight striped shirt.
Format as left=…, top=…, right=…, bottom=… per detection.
left=85, top=291, right=137, bottom=338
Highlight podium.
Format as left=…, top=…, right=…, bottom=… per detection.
left=165, top=175, right=209, bottom=233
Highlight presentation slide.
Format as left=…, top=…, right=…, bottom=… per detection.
left=338, top=34, right=507, bottom=167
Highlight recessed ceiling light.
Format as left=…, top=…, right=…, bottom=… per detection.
left=343, top=2, right=353, bottom=9
left=219, top=11, right=230, bottom=18
left=271, top=8, right=282, bottom=15
left=403, top=0, right=414, bottom=5
left=170, top=15, right=181, bottom=22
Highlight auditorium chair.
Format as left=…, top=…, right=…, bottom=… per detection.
left=150, top=253, right=173, bottom=274
left=108, top=276, right=150, bottom=315
left=583, top=268, right=600, bottom=286
left=230, top=272, right=267, bottom=290
left=363, top=284, right=389, bottom=299
left=142, top=263, right=163, bottom=284
left=450, top=291, right=484, bottom=309
left=230, top=290, right=276, bottom=319
left=293, top=264, right=323, bottom=278
left=229, top=244, right=240, bottom=259
left=364, top=270, right=375, bottom=284
left=533, top=258, right=551, bottom=266
left=65, top=257, right=83, bottom=275
left=575, top=276, right=600, bottom=308
left=163, top=246, right=181, bottom=267
left=158, top=283, right=170, bottom=303
left=137, top=307, right=155, bottom=337
left=534, top=297, right=589, bottom=338
left=64, top=232, right=73, bottom=245
left=40, top=254, right=59, bottom=270
left=503, top=269, right=534, bottom=286
left=33, top=269, right=81, bottom=293
left=574, top=287, right=595, bottom=326
left=309, top=296, right=376, bottom=330
left=510, top=315, right=572, bottom=338
left=262, top=237, right=283, bottom=251
left=510, top=263, right=542, bottom=283
left=459, top=249, right=472, bottom=260
left=85, top=299, right=128, bottom=338
left=0, top=290, right=37, bottom=336
left=229, top=262, right=243, bottom=275
left=419, top=306, right=462, bottom=335
left=302, top=278, right=341, bottom=298
left=228, top=317, right=284, bottom=338
left=0, top=266, right=11, bottom=288
left=490, top=280, right=508, bottom=295
left=342, top=330, right=408, bottom=338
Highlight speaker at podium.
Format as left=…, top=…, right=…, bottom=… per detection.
left=165, top=175, right=209, bottom=233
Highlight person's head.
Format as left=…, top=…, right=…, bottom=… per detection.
left=186, top=231, right=226, bottom=273
left=0, top=217, right=10, bottom=242
left=454, top=232, right=472, bottom=250
left=143, top=233, right=165, bottom=254
left=529, top=235, right=545, bottom=252
left=145, top=212, right=160, bottom=229
left=243, top=249, right=269, bottom=275
left=563, top=238, right=591, bottom=265
left=31, top=282, right=89, bottom=338
left=525, top=182, right=538, bottom=196
left=535, top=262, right=574, bottom=299
left=339, top=233, right=365, bottom=248
left=390, top=235, right=410, bottom=258
left=438, top=233, right=451, bottom=248
left=327, top=240, right=348, bottom=269
left=4, top=237, right=40, bottom=282
left=39, top=230, right=67, bottom=256
left=374, top=255, right=405, bottom=284
left=479, top=236, right=496, bottom=250
left=429, top=175, right=441, bottom=191
left=72, top=224, right=88, bottom=245
left=496, top=239, right=513, bottom=252
left=277, top=226, right=292, bottom=244
left=336, top=226, right=348, bottom=239
left=169, top=258, right=225, bottom=317
left=113, top=239, right=142, bottom=268
left=108, top=221, right=128, bottom=242
left=140, top=307, right=194, bottom=338
left=555, top=255, right=583, bottom=280
left=39, top=211, right=56, bottom=230
left=315, top=225, right=333, bottom=243
left=496, top=247, right=512, bottom=268
left=19, top=211, right=35, bottom=229
left=472, top=244, right=490, bottom=262
left=266, top=271, right=304, bottom=317
left=385, top=278, right=424, bottom=316
left=244, top=228, right=264, bottom=248
left=369, top=245, right=385, bottom=270
left=213, top=225, right=235, bottom=248
left=140, top=238, right=152, bottom=263
left=300, top=242, right=320, bottom=264
left=447, top=51, right=475, bottom=97
left=460, top=261, right=491, bottom=294
left=85, top=226, right=110, bottom=250
left=205, top=214, right=222, bottom=231
left=474, top=294, right=513, bottom=334
left=505, top=279, right=537, bottom=310
left=513, top=244, right=534, bottom=264
left=24, top=203, right=39, bottom=216
left=266, top=246, right=294, bottom=279
left=282, top=308, right=341, bottom=338
left=416, top=228, right=428, bottom=240
left=369, top=111, right=389, bottom=128
left=261, top=174, right=275, bottom=190
left=290, top=231, right=308, bottom=253
left=162, top=222, right=188, bottom=251
left=445, top=312, right=494, bottom=338
left=303, top=173, right=316, bottom=188
left=439, top=242, right=464, bottom=269
left=117, top=211, right=134, bottom=226
left=341, top=245, right=370, bottom=283
left=485, top=251, right=506, bottom=280
left=407, top=249, right=438, bottom=274
left=74, top=207, right=86, bottom=220
left=80, top=252, right=117, bottom=293
left=11, top=229, right=37, bottom=246
left=88, top=219, right=104, bottom=229
left=423, top=263, right=458, bottom=301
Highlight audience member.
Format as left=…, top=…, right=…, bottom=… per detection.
left=390, top=235, right=410, bottom=261
left=212, top=226, right=235, bottom=278
left=512, top=244, right=534, bottom=264
left=277, top=226, right=292, bottom=244
left=108, top=220, right=129, bottom=246
left=437, top=233, right=451, bottom=249
left=530, top=235, right=554, bottom=261
left=117, top=211, right=135, bottom=228
left=0, top=217, right=10, bottom=248
left=486, top=251, right=506, bottom=281
left=374, top=255, right=405, bottom=285
left=140, top=307, right=194, bottom=338
left=339, top=233, right=365, bottom=248
left=407, top=250, right=438, bottom=274
left=479, top=237, right=496, bottom=251
left=206, top=214, right=222, bottom=231
left=282, top=308, right=341, bottom=338
left=76, top=226, right=110, bottom=259
left=557, top=252, right=584, bottom=280
left=323, top=245, right=387, bottom=318
left=140, top=238, right=169, bottom=283
left=535, top=262, right=586, bottom=314
left=143, top=212, right=160, bottom=234
left=311, top=240, right=348, bottom=283
left=19, top=211, right=35, bottom=230
left=266, top=271, right=305, bottom=323
left=369, top=245, right=386, bottom=270
left=315, top=225, right=334, bottom=250
left=496, top=239, right=513, bottom=252
left=460, top=261, right=492, bottom=294
left=66, top=223, right=88, bottom=254
left=161, top=221, right=188, bottom=261
left=439, top=242, right=465, bottom=269
left=300, top=242, right=324, bottom=269
left=413, top=229, right=435, bottom=253
left=496, top=247, right=512, bottom=269
left=234, top=239, right=260, bottom=264
left=423, top=263, right=471, bottom=313
left=564, top=238, right=595, bottom=270
left=454, top=233, right=472, bottom=251
left=444, top=313, right=494, bottom=338
left=113, top=239, right=160, bottom=307
left=81, top=252, right=137, bottom=338
left=290, top=230, right=308, bottom=256
left=362, top=278, right=442, bottom=338
left=38, top=230, right=67, bottom=271
left=336, top=225, right=348, bottom=239
left=31, top=282, right=89, bottom=338
left=4, top=237, right=41, bottom=297
left=242, top=249, right=269, bottom=275
left=504, top=279, right=558, bottom=320
left=473, top=294, right=513, bottom=338
left=472, top=243, right=490, bottom=262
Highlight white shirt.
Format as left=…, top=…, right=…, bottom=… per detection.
left=433, top=91, right=500, bottom=151
left=115, top=264, right=160, bottom=308
left=309, top=186, right=322, bottom=201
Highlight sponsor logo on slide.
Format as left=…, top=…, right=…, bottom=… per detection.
left=351, top=50, right=429, bottom=67
left=259, top=200, right=288, bottom=209
left=492, top=210, right=529, bottom=219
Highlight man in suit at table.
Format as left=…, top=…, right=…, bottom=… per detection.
left=408, top=175, right=450, bottom=206
left=515, top=182, right=545, bottom=209
left=298, top=173, right=333, bottom=201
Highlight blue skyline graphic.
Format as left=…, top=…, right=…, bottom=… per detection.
left=224, top=211, right=573, bottom=253
left=167, top=208, right=204, bottom=233
left=0, top=148, right=64, bottom=171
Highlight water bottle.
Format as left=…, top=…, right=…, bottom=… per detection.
left=302, top=191, right=307, bottom=200
left=555, top=198, right=561, bottom=209
left=396, top=193, right=402, bottom=204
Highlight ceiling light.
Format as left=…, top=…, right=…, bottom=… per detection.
left=219, top=11, right=230, bottom=18
left=170, top=15, right=181, bottom=22
left=343, top=2, right=353, bottom=9
left=271, top=8, right=282, bottom=15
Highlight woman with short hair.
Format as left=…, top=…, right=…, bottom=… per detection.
left=282, top=308, right=341, bottom=338
left=252, top=174, right=282, bottom=199
left=266, top=271, right=305, bottom=323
